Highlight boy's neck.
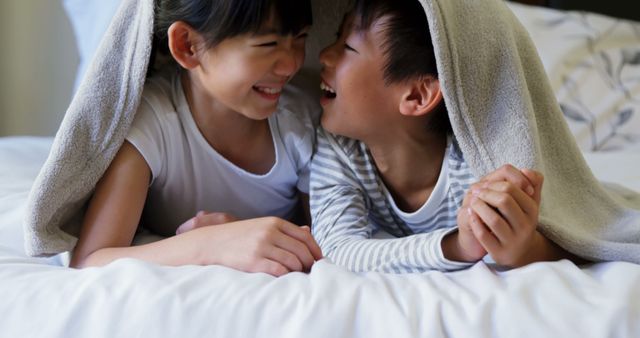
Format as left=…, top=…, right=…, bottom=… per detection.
left=367, top=129, right=448, bottom=213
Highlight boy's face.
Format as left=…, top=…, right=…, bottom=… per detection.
left=318, top=13, right=400, bottom=140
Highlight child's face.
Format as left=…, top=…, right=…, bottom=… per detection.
left=195, top=20, right=309, bottom=120
left=318, top=14, right=400, bottom=140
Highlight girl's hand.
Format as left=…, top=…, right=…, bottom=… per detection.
left=176, top=211, right=238, bottom=235
left=468, top=168, right=544, bottom=267
left=189, top=217, right=323, bottom=276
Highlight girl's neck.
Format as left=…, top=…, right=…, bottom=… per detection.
left=367, top=128, right=448, bottom=213
left=181, top=72, right=275, bottom=174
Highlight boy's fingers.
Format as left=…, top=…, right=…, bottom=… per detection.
left=468, top=211, right=501, bottom=253
left=471, top=199, right=513, bottom=244
left=484, top=164, right=534, bottom=196
left=477, top=181, right=538, bottom=219
left=521, top=169, right=544, bottom=204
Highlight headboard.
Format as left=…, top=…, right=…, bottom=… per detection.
left=509, top=0, right=640, bottom=22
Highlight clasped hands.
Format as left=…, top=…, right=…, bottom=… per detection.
left=452, top=164, right=546, bottom=268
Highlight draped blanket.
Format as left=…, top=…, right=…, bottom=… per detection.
left=25, top=0, right=640, bottom=263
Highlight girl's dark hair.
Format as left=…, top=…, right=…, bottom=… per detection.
left=153, top=0, right=312, bottom=55
left=353, top=0, right=451, bottom=134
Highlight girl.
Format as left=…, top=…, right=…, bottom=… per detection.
left=70, top=0, right=323, bottom=276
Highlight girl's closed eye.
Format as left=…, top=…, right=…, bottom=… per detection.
left=255, top=40, right=278, bottom=47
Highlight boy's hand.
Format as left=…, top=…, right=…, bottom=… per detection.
left=176, top=211, right=238, bottom=235
left=453, top=165, right=538, bottom=263
left=453, top=196, right=488, bottom=262
left=191, top=217, right=323, bottom=276
left=468, top=167, right=544, bottom=267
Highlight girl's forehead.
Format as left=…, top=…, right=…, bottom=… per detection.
left=251, top=11, right=310, bottom=37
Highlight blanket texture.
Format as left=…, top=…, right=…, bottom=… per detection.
left=25, top=0, right=640, bottom=263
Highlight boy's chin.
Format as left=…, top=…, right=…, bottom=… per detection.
left=320, top=113, right=350, bottom=138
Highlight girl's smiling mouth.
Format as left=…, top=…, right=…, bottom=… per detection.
left=253, top=85, right=283, bottom=101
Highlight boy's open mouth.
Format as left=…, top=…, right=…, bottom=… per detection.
left=321, top=81, right=337, bottom=99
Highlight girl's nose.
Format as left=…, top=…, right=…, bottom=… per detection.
left=275, top=46, right=303, bottom=78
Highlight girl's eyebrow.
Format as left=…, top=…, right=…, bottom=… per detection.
left=252, top=28, right=279, bottom=37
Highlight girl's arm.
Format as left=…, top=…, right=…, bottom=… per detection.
left=71, top=142, right=322, bottom=274
left=70, top=141, right=151, bottom=268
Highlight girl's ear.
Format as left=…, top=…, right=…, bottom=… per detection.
left=167, top=21, right=202, bottom=70
left=398, top=76, right=443, bottom=117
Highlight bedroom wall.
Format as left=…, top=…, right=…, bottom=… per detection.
left=0, top=1, right=78, bottom=137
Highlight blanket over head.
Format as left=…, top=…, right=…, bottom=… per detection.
left=25, top=0, right=640, bottom=263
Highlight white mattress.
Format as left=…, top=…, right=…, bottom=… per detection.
left=1, top=136, right=639, bottom=338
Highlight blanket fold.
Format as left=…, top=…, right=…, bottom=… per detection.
left=25, top=0, right=640, bottom=263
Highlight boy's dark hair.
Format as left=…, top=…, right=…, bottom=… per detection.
left=153, top=0, right=312, bottom=55
left=353, top=0, right=451, bottom=134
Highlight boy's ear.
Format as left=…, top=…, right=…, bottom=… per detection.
left=167, top=21, right=202, bottom=70
left=398, top=76, right=443, bottom=117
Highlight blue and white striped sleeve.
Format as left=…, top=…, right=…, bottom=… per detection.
left=310, top=128, right=472, bottom=273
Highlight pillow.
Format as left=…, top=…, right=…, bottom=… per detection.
left=63, top=0, right=123, bottom=92
left=508, top=3, right=640, bottom=152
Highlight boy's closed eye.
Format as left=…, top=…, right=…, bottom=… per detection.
left=344, top=43, right=358, bottom=53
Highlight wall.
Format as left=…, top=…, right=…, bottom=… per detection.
left=0, top=0, right=78, bottom=136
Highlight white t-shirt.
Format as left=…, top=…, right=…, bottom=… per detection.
left=126, top=70, right=319, bottom=236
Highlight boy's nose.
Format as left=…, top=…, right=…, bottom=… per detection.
left=319, top=45, right=336, bottom=68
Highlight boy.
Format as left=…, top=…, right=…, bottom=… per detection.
left=311, top=0, right=577, bottom=273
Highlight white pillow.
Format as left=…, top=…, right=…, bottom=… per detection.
left=508, top=3, right=640, bottom=152
left=63, top=0, right=123, bottom=92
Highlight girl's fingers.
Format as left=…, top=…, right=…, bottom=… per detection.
left=255, top=259, right=290, bottom=277
left=279, top=222, right=323, bottom=260
left=263, top=246, right=305, bottom=273
left=470, top=199, right=513, bottom=244
left=272, top=232, right=316, bottom=270
left=468, top=210, right=501, bottom=253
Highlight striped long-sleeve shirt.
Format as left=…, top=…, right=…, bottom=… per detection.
left=310, top=128, right=477, bottom=273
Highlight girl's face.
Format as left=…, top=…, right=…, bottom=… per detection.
left=193, top=21, right=309, bottom=120
left=318, top=14, right=399, bottom=141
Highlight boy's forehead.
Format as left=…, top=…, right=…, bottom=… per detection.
left=342, top=11, right=389, bottom=40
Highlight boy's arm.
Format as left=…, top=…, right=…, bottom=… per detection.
left=310, top=129, right=473, bottom=273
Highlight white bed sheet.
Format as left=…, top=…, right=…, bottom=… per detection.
left=1, top=136, right=639, bottom=338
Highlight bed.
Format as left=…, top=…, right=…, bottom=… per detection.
left=2, top=1, right=640, bottom=337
